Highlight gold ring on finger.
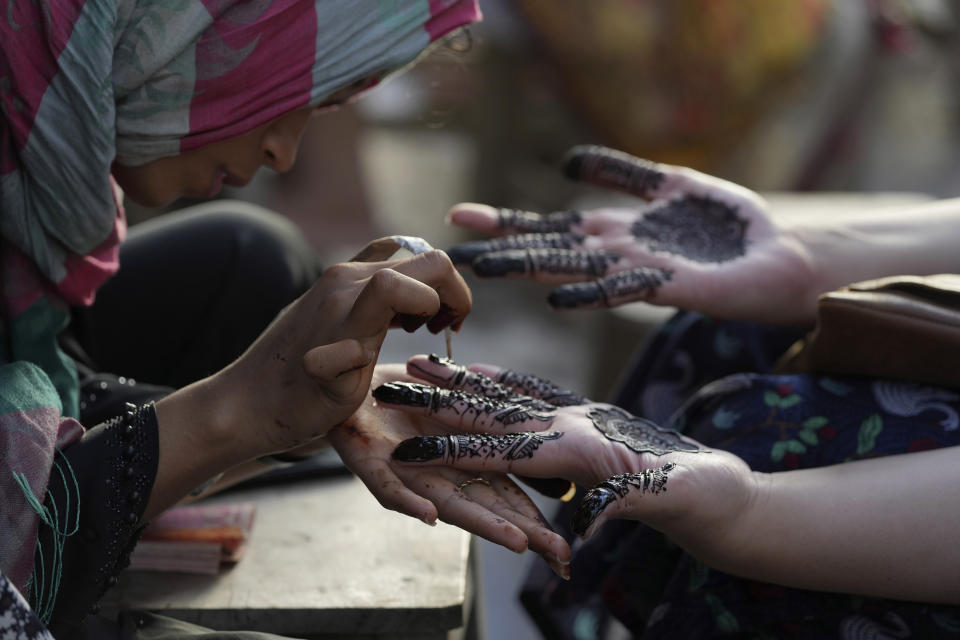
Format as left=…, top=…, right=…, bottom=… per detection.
left=456, top=477, right=491, bottom=491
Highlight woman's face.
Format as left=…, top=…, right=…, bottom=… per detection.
left=111, top=107, right=314, bottom=208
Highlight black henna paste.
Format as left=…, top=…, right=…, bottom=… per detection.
left=563, top=145, right=666, bottom=198
left=446, top=232, right=584, bottom=265
left=473, top=249, right=619, bottom=278
left=393, top=432, right=563, bottom=463
left=497, top=208, right=583, bottom=233
left=571, top=463, right=676, bottom=536
left=373, top=381, right=555, bottom=426
left=496, top=369, right=586, bottom=407
left=587, top=406, right=700, bottom=455
left=411, top=355, right=557, bottom=412
left=548, top=267, right=673, bottom=309
left=631, top=195, right=748, bottom=263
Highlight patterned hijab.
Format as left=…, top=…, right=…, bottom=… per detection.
left=0, top=0, right=480, bottom=600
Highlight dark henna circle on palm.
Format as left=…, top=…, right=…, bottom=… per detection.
left=496, top=208, right=583, bottom=233
left=587, top=406, right=701, bottom=455
left=563, top=145, right=666, bottom=198
left=548, top=267, right=673, bottom=309
left=571, top=463, right=676, bottom=536
left=393, top=431, right=563, bottom=463
left=473, top=249, right=619, bottom=278
left=446, top=232, right=585, bottom=265
left=631, top=195, right=748, bottom=263
left=496, top=370, right=586, bottom=407
left=411, top=355, right=556, bottom=412
left=373, top=382, right=555, bottom=426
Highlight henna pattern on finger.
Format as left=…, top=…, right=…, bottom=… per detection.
left=587, top=406, right=701, bottom=455
left=571, top=463, right=676, bottom=536
left=631, top=196, right=748, bottom=263
left=549, top=267, right=673, bottom=309
left=393, top=432, right=563, bottom=463
left=373, top=381, right=555, bottom=426
left=410, top=355, right=557, bottom=413
left=496, top=370, right=586, bottom=407
left=563, top=145, right=666, bottom=198
left=497, top=208, right=583, bottom=233
left=447, top=232, right=585, bottom=265
left=473, top=249, right=620, bottom=278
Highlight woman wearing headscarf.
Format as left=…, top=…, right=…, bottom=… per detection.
left=0, top=1, right=572, bottom=636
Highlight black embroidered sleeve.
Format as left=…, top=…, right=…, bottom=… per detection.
left=38, top=403, right=160, bottom=638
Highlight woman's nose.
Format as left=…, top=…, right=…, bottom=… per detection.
left=260, top=109, right=312, bottom=173
left=261, top=132, right=299, bottom=173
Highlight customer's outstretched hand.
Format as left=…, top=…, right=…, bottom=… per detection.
left=380, top=355, right=755, bottom=560
left=447, top=146, right=815, bottom=325
left=326, top=363, right=572, bottom=579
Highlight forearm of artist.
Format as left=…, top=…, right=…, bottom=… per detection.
left=146, top=373, right=264, bottom=521
left=703, top=446, right=960, bottom=603
left=785, top=198, right=960, bottom=295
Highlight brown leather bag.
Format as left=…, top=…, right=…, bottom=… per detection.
left=775, top=274, right=960, bottom=389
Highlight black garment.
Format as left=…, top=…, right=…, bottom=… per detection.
left=41, top=204, right=320, bottom=637
left=71, top=202, right=321, bottom=390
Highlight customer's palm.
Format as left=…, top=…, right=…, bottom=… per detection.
left=326, top=364, right=571, bottom=576
left=447, top=146, right=815, bottom=325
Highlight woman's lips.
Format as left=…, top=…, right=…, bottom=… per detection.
left=223, top=171, right=250, bottom=187
left=205, top=168, right=226, bottom=199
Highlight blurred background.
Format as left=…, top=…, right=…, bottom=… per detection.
left=127, top=0, right=960, bottom=637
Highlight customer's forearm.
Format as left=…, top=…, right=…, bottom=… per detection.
left=716, top=446, right=960, bottom=603
left=785, top=199, right=960, bottom=296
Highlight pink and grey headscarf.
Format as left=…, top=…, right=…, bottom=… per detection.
left=0, top=0, right=480, bottom=600
left=2, top=0, right=481, bottom=305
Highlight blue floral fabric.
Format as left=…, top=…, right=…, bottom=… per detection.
left=521, top=312, right=960, bottom=639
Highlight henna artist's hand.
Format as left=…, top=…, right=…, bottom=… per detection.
left=382, top=356, right=758, bottom=562
left=215, top=238, right=471, bottom=459
left=446, top=145, right=817, bottom=325
left=326, top=363, right=573, bottom=579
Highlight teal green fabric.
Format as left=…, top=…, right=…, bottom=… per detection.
left=4, top=300, right=77, bottom=418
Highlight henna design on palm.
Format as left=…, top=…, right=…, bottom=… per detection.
left=571, top=463, right=676, bottom=535
left=549, top=267, right=673, bottom=309
left=587, top=406, right=700, bottom=455
left=393, top=431, right=563, bottom=463
left=497, top=208, right=583, bottom=233
left=631, top=196, right=748, bottom=263
left=373, top=382, right=555, bottom=426
left=473, top=248, right=620, bottom=278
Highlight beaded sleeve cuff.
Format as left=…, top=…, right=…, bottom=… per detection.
left=41, top=402, right=160, bottom=637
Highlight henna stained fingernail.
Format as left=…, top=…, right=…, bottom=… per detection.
left=563, top=146, right=665, bottom=198
left=373, top=382, right=436, bottom=407
left=393, top=437, right=446, bottom=462
left=426, top=304, right=457, bottom=334
left=398, top=313, right=428, bottom=333
left=631, top=196, right=748, bottom=263
left=571, top=463, right=677, bottom=536
left=419, top=355, right=558, bottom=412
left=548, top=267, right=673, bottom=309
left=497, top=208, right=583, bottom=233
